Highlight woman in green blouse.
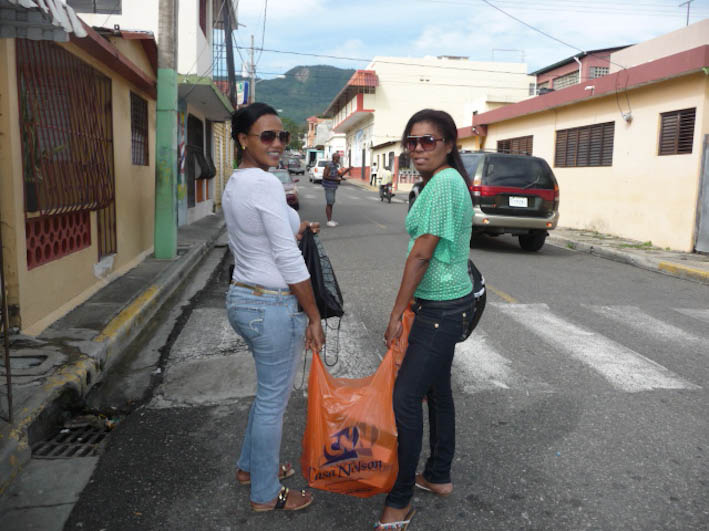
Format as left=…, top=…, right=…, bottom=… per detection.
left=375, top=109, right=474, bottom=531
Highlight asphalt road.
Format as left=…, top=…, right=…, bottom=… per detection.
left=57, top=179, right=709, bottom=530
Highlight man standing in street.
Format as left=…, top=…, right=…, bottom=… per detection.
left=322, top=152, right=351, bottom=227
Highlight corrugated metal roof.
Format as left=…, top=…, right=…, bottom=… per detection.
left=1, top=0, right=87, bottom=41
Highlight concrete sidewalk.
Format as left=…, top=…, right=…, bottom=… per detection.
left=0, top=213, right=226, bottom=494
left=548, top=228, right=709, bottom=286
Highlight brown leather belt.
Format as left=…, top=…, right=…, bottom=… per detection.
left=231, top=281, right=292, bottom=296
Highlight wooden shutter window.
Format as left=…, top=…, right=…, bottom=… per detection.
left=659, top=108, right=695, bottom=156
left=497, top=135, right=533, bottom=155
left=554, top=122, right=614, bottom=167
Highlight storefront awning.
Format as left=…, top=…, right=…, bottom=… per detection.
left=178, top=75, right=234, bottom=122
left=0, top=0, right=87, bottom=41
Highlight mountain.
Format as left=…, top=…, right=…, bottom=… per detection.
left=252, top=65, right=355, bottom=125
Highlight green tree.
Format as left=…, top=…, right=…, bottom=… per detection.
left=281, top=116, right=305, bottom=151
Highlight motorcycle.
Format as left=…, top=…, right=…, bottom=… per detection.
left=379, top=183, right=394, bottom=203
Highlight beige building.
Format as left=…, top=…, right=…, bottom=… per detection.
left=463, top=22, right=709, bottom=252
left=322, top=57, right=534, bottom=188
left=0, top=9, right=158, bottom=333
left=77, top=0, right=234, bottom=226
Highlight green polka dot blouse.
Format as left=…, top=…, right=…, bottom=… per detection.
left=405, top=167, right=473, bottom=301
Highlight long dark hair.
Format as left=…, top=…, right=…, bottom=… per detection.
left=401, top=109, right=468, bottom=185
left=231, top=102, right=279, bottom=159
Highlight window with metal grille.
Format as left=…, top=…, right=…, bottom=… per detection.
left=555, top=122, right=615, bottom=167
left=553, top=71, right=579, bottom=89
left=658, top=108, right=696, bottom=156
left=130, top=92, right=148, bottom=165
left=66, top=0, right=122, bottom=14
left=537, top=81, right=549, bottom=91
left=590, top=66, right=609, bottom=79
left=497, top=135, right=533, bottom=156
left=528, top=83, right=536, bottom=96
left=17, top=39, right=115, bottom=216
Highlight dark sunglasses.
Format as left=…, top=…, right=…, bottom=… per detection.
left=249, top=130, right=290, bottom=144
left=405, top=135, right=445, bottom=152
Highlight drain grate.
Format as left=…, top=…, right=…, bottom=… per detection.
left=32, top=425, right=108, bottom=458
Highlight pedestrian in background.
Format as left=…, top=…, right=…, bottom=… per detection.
left=224, top=102, right=325, bottom=512
left=375, top=109, right=475, bottom=530
left=370, top=161, right=378, bottom=186
left=322, top=152, right=351, bottom=227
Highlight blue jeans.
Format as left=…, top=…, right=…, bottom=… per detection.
left=324, top=186, right=337, bottom=205
left=386, top=291, right=475, bottom=509
left=226, top=284, right=307, bottom=503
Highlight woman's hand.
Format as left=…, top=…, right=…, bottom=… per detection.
left=384, top=314, right=403, bottom=348
left=306, top=318, right=325, bottom=353
left=297, top=221, right=320, bottom=240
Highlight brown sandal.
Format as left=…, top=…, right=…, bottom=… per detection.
left=415, top=473, right=453, bottom=496
left=250, top=486, right=313, bottom=512
left=237, top=463, right=295, bottom=485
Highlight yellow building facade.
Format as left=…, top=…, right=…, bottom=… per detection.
left=466, top=44, right=709, bottom=252
left=0, top=30, right=157, bottom=334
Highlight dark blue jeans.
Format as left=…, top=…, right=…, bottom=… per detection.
left=386, top=291, right=475, bottom=509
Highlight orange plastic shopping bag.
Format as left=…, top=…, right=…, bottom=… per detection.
left=390, top=305, right=415, bottom=373
left=301, top=348, right=398, bottom=497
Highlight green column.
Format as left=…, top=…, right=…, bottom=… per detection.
left=154, top=67, right=177, bottom=259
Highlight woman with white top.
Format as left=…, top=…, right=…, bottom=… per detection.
left=223, top=102, right=324, bottom=512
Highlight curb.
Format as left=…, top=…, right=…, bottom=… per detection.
left=0, top=222, right=225, bottom=494
left=548, top=235, right=709, bottom=286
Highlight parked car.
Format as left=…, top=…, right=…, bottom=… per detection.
left=309, top=159, right=329, bottom=183
left=408, top=151, right=559, bottom=251
left=287, top=158, right=305, bottom=175
left=270, top=169, right=300, bottom=210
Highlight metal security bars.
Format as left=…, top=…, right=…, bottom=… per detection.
left=17, top=39, right=115, bottom=218
left=659, top=108, right=696, bottom=156
left=130, top=92, right=148, bottom=165
left=97, top=202, right=117, bottom=259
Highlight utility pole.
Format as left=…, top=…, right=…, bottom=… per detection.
left=679, top=0, right=694, bottom=26
left=154, top=0, right=178, bottom=259
left=249, top=34, right=256, bottom=103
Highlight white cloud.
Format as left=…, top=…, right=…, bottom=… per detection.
left=234, top=0, right=709, bottom=78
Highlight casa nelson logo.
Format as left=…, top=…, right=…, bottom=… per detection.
left=307, top=424, right=383, bottom=482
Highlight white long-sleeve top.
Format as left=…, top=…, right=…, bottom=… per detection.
left=222, top=167, right=310, bottom=288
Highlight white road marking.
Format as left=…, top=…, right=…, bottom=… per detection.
left=494, top=303, right=700, bottom=392
left=585, top=305, right=707, bottom=348
left=674, top=308, right=709, bottom=324
left=453, top=331, right=550, bottom=393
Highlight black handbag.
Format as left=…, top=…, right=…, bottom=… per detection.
left=298, top=228, right=344, bottom=319
left=460, top=259, right=486, bottom=341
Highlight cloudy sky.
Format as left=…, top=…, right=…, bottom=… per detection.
left=232, top=0, right=709, bottom=78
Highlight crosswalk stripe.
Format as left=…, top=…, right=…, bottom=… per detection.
left=674, top=308, right=709, bottom=324
left=493, top=303, right=700, bottom=392
left=453, top=331, right=550, bottom=393
left=585, top=305, right=706, bottom=347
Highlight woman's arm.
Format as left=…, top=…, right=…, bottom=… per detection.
left=289, top=280, right=325, bottom=354
left=385, top=233, right=440, bottom=346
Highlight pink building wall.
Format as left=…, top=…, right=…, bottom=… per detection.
left=536, top=53, right=613, bottom=89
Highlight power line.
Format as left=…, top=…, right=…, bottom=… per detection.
left=235, top=46, right=532, bottom=75
left=255, top=0, right=268, bottom=65
left=478, top=0, right=630, bottom=71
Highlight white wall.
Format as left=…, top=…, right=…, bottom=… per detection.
left=610, top=19, right=709, bottom=72
left=78, top=0, right=213, bottom=76
left=366, top=56, right=533, bottom=144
